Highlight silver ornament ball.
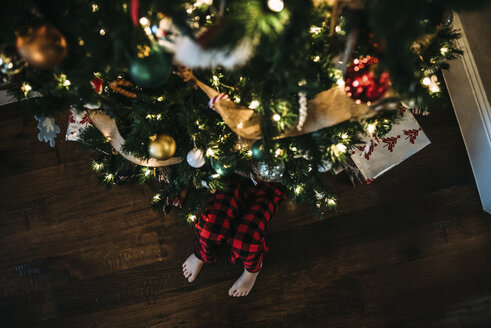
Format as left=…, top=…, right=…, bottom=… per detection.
left=186, top=148, right=205, bottom=168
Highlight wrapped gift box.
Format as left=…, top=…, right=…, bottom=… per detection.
left=350, top=109, right=431, bottom=183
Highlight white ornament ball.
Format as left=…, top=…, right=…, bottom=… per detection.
left=186, top=148, right=205, bottom=168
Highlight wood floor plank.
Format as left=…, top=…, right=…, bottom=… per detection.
left=0, top=96, right=490, bottom=328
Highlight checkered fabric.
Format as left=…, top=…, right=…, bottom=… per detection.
left=194, top=176, right=286, bottom=273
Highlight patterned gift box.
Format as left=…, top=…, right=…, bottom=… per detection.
left=350, top=109, right=431, bottom=183
left=65, top=106, right=93, bottom=141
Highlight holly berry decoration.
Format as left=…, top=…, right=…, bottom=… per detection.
left=344, top=56, right=390, bottom=104
left=129, top=45, right=172, bottom=89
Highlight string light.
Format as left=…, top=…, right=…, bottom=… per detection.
left=91, top=3, right=99, bottom=12
left=312, top=56, right=320, bottom=62
left=310, top=26, right=321, bottom=35
left=91, top=162, right=104, bottom=172
left=429, top=84, right=440, bottom=93
left=187, top=214, right=197, bottom=222
left=421, top=75, right=440, bottom=94
left=440, top=46, right=449, bottom=55
left=99, top=28, right=106, bottom=36
left=294, top=185, right=303, bottom=195
left=332, top=143, right=347, bottom=156
left=341, top=133, right=349, bottom=139
left=327, top=198, right=337, bottom=206
left=142, top=168, right=152, bottom=176
left=367, top=124, right=376, bottom=135
left=146, top=114, right=162, bottom=120
left=21, top=82, right=32, bottom=96
left=104, top=173, right=114, bottom=182
left=272, top=114, right=281, bottom=121
left=267, top=0, right=284, bottom=12
left=206, top=148, right=215, bottom=157
left=139, top=17, right=149, bottom=26
left=249, top=100, right=260, bottom=109
left=152, top=194, right=161, bottom=202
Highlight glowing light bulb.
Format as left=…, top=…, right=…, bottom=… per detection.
left=249, top=100, right=260, bottom=109
left=310, top=26, right=321, bottom=35
left=63, top=79, right=71, bottom=87
left=294, top=185, right=303, bottom=195
left=422, top=77, right=431, bottom=86
left=367, top=124, right=376, bottom=135
left=21, top=83, right=32, bottom=95
left=429, top=84, right=440, bottom=93
left=99, top=28, right=106, bottom=36
left=92, top=162, right=104, bottom=171
left=327, top=198, right=337, bottom=206
left=335, top=143, right=347, bottom=153
left=267, top=0, right=284, bottom=12
left=440, top=47, right=449, bottom=55
left=187, top=214, right=197, bottom=222
left=139, top=17, right=149, bottom=26
left=272, top=114, right=281, bottom=121
left=206, top=148, right=214, bottom=157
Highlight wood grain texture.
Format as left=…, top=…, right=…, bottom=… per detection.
left=0, top=97, right=490, bottom=328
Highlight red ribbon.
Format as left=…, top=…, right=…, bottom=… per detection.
left=131, top=0, right=139, bottom=26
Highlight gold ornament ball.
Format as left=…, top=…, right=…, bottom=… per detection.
left=16, top=24, right=67, bottom=69
left=148, top=134, right=176, bottom=160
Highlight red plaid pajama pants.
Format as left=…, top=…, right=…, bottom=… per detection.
left=194, top=177, right=286, bottom=273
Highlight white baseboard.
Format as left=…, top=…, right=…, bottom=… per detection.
left=443, top=13, right=491, bottom=214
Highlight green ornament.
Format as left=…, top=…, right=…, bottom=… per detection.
left=129, top=45, right=171, bottom=89
left=210, top=157, right=233, bottom=176
left=251, top=140, right=265, bottom=160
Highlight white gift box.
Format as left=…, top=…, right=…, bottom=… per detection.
left=350, top=109, right=431, bottom=183
left=65, top=106, right=93, bottom=141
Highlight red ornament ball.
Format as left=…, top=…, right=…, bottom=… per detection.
left=344, top=56, right=390, bottom=104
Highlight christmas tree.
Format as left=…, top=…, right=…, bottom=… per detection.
left=0, top=0, right=483, bottom=220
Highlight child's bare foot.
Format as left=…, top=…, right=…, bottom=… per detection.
left=228, top=268, right=259, bottom=297
left=182, top=253, right=203, bottom=282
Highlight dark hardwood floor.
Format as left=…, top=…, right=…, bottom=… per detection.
left=0, top=98, right=490, bottom=328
